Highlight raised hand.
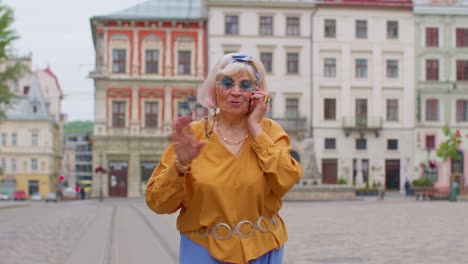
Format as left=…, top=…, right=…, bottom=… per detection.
left=169, top=116, right=206, bottom=165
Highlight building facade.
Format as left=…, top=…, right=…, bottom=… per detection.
left=414, top=0, right=468, bottom=191
left=312, top=0, right=414, bottom=191
left=206, top=0, right=320, bottom=182
left=0, top=66, right=62, bottom=198
left=64, top=133, right=92, bottom=189
left=89, top=0, right=207, bottom=197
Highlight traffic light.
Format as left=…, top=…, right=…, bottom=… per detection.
left=59, top=175, right=65, bottom=181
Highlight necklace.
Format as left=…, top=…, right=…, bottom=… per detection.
left=216, top=125, right=249, bottom=145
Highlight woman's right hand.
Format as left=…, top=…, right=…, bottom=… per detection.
left=168, top=116, right=206, bottom=165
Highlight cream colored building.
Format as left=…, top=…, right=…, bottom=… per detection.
left=0, top=73, right=62, bottom=198
left=312, top=1, right=415, bottom=191
left=207, top=0, right=319, bottom=182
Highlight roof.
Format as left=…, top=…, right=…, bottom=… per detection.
left=92, top=0, right=204, bottom=21
left=5, top=75, right=55, bottom=122
left=414, top=0, right=468, bottom=14
left=317, top=0, right=413, bottom=7
left=41, top=67, right=63, bottom=95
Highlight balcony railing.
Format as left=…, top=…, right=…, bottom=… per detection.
left=342, top=116, right=382, bottom=137
left=273, top=117, right=307, bottom=132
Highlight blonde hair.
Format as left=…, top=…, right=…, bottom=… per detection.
left=198, top=53, right=267, bottom=109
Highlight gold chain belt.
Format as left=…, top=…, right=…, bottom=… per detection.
left=195, top=215, right=279, bottom=240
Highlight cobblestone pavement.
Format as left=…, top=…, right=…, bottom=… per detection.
left=0, top=196, right=466, bottom=264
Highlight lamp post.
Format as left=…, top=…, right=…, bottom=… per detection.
left=95, top=152, right=106, bottom=202
left=188, top=93, right=197, bottom=119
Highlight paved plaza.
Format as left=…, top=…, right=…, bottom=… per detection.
left=0, top=194, right=466, bottom=264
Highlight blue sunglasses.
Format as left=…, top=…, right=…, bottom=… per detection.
left=217, top=76, right=256, bottom=92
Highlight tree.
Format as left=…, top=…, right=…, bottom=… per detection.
left=437, top=125, right=461, bottom=170
left=0, top=2, right=29, bottom=119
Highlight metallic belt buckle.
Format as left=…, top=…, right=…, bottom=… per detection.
left=257, top=216, right=273, bottom=232
left=212, top=222, right=232, bottom=240
left=235, top=220, right=256, bottom=238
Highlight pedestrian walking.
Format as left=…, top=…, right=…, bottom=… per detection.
left=377, top=181, right=385, bottom=200
left=146, top=53, right=303, bottom=264
left=404, top=178, right=411, bottom=196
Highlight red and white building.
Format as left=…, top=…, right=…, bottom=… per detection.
left=89, top=0, right=207, bottom=197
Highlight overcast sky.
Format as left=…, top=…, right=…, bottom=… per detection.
left=5, top=0, right=143, bottom=122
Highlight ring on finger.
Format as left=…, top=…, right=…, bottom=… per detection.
left=263, top=96, right=271, bottom=104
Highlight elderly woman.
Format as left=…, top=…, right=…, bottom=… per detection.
left=146, top=53, right=303, bottom=264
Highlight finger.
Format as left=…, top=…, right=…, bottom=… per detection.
left=174, top=117, right=190, bottom=138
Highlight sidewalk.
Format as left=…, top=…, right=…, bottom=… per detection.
left=0, top=201, right=31, bottom=209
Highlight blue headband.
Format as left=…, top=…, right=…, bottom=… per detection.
left=229, top=54, right=261, bottom=81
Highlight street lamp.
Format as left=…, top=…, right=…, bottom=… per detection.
left=188, top=94, right=197, bottom=119
left=95, top=152, right=106, bottom=202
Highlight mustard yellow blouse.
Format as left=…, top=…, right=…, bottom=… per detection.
left=146, top=118, right=303, bottom=264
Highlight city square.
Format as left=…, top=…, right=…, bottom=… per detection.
left=0, top=196, right=466, bottom=264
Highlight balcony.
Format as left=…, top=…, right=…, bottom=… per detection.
left=273, top=117, right=308, bottom=133
left=342, top=116, right=382, bottom=137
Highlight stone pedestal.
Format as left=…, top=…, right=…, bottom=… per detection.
left=284, top=185, right=356, bottom=201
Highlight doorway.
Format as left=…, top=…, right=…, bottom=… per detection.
left=385, top=159, right=400, bottom=190
left=108, top=161, right=128, bottom=197
left=322, top=159, right=337, bottom=184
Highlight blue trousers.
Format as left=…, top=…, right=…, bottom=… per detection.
left=179, top=233, right=284, bottom=264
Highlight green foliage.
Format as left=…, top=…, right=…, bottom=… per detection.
left=436, top=125, right=461, bottom=163
left=64, top=120, right=93, bottom=136
left=0, top=3, right=29, bottom=119
left=337, top=178, right=348, bottom=185
left=412, top=178, right=434, bottom=187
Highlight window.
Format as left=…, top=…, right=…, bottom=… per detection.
left=112, top=101, right=126, bottom=128
left=456, top=60, right=468, bottom=81
left=31, top=158, right=37, bottom=171
left=32, top=133, right=38, bottom=146
left=112, top=49, right=126, bottom=73
left=259, top=16, right=273, bottom=36
left=324, top=58, right=336, bottom=78
left=355, top=59, right=367, bottom=78
left=287, top=53, right=299, bottom=74
left=426, top=99, right=439, bottom=121
left=286, top=17, right=300, bottom=36
left=225, top=16, right=239, bottom=35
left=355, top=20, right=367, bottom=39
left=456, top=100, right=468, bottom=122
left=325, top=138, right=336, bottom=150
left=386, top=60, right=398, bottom=78
left=145, top=50, right=159, bottom=74
left=11, top=133, right=16, bottom=146
left=1, top=133, right=6, bottom=146
left=387, top=21, right=398, bottom=39
left=324, top=98, right=336, bottom=120
left=286, top=98, right=299, bottom=118
left=178, top=51, right=191, bottom=75
left=324, top=19, right=336, bottom=38
left=426, top=135, right=435, bottom=150
left=145, top=102, right=159, bottom=128
left=426, top=59, right=439, bottom=80
left=386, top=99, right=399, bottom=121
left=456, top=28, right=467, bottom=47
left=178, top=101, right=189, bottom=117
left=387, top=139, right=398, bottom=150
left=426, top=27, right=439, bottom=47
left=260, top=52, right=273, bottom=73
left=356, top=138, right=367, bottom=150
